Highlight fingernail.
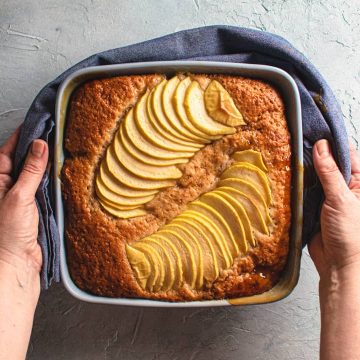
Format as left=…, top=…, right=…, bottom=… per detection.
left=317, top=140, right=330, bottom=158
left=31, top=140, right=45, bottom=158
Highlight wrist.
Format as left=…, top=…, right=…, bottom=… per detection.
left=0, top=246, right=42, bottom=273
left=0, top=249, right=41, bottom=305
left=0, top=251, right=40, bottom=360
left=319, top=263, right=360, bottom=297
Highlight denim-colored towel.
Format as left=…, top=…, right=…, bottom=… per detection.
left=13, top=25, right=350, bottom=289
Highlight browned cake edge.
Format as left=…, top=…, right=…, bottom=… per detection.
left=61, top=73, right=291, bottom=301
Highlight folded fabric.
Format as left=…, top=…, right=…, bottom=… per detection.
left=13, top=25, right=350, bottom=289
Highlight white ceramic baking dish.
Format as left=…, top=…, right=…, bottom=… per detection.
left=54, top=61, right=303, bottom=307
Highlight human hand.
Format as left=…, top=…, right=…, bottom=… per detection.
left=308, top=139, right=360, bottom=278
left=0, top=128, right=48, bottom=273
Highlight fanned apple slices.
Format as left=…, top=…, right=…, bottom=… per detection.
left=96, top=76, right=245, bottom=218
left=126, top=150, right=272, bottom=292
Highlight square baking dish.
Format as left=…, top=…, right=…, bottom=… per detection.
left=55, top=61, right=303, bottom=307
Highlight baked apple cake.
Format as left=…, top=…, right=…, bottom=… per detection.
left=62, top=73, right=291, bottom=301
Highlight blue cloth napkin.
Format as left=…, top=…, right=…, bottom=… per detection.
left=13, top=25, right=350, bottom=289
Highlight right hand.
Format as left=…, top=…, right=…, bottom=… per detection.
left=308, top=139, right=360, bottom=278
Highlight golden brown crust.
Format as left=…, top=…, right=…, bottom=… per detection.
left=62, top=73, right=291, bottom=301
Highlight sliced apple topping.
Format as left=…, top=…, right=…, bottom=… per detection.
left=119, top=125, right=188, bottom=167
left=96, top=75, right=247, bottom=219
left=125, top=246, right=151, bottom=290
left=98, top=162, right=157, bottom=198
left=232, top=149, right=267, bottom=172
left=204, top=80, right=245, bottom=126
left=221, top=162, right=272, bottom=205
left=162, top=77, right=207, bottom=144
left=131, top=242, right=163, bottom=292
left=173, top=77, right=214, bottom=142
left=150, top=234, right=184, bottom=290
left=134, top=90, right=200, bottom=153
left=184, top=81, right=236, bottom=137
left=172, top=215, right=219, bottom=286
left=126, top=150, right=273, bottom=292
left=99, top=202, right=147, bottom=219
left=217, top=178, right=272, bottom=226
left=106, top=146, right=177, bottom=189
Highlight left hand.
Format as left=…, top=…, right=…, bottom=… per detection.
left=0, top=128, right=48, bottom=272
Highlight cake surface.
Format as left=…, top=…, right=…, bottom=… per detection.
left=62, top=73, right=291, bottom=301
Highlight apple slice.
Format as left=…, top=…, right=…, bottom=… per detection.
left=144, top=237, right=176, bottom=291
left=99, top=201, right=146, bottom=219
left=123, top=109, right=193, bottom=160
left=106, top=146, right=176, bottom=190
left=184, top=81, right=236, bottom=136
left=132, top=242, right=164, bottom=292
left=151, top=234, right=184, bottom=290
left=125, top=245, right=151, bottom=290
left=204, top=80, right=245, bottom=126
left=165, top=221, right=204, bottom=288
left=150, top=80, right=191, bottom=142
left=213, top=189, right=253, bottom=249
left=218, top=186, right=268, bottom=235
left=119, top=124, right=188, bottom=167
left=134, top=90, right=200, bottom=152
left=146, top=88, right=203, bottom=149
left=99, top=197, right=139, bottom=210
left=157, top=228, right=198, bottom=289
left=175, top=213, right=222, bottom=286
left=113, top=128, right=182, bottom=180
left=161, top=77, right=208, bottom=144
left=178, top=211, right=231, bottom=269
left=96, top=176, right=154, bottom=207
left=172, top=219, right=220, bottom=288
left=189, top=200, right=240, bottom=257
left=170, top=77, right=213, bottom=142
left=151, top=80, right=198, bottom=143
left=143, top=238, right=174, bottom=292
left=233, top=150, right=268, bottom=172
left=218, top=178, right=271, bottom=225
left=221, top=163, right=272, bottom=205
left=99, top=162, right=157, bottom=198
left=198, top=192, right=246, bottom=256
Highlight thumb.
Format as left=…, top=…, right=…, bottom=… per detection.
left=13, top=140, right=48, bottom=200
left=313, top=139, right=348, bottom=202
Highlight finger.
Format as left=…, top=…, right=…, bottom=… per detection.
left=349, top=143, right=360, bottom=189
left=313, top=140, right=349, bottom=203
left=0, top=126, right=22, bottom=156
left=11, top=140, right=48, bottom=201
left=0, top=174, right=13, bottom=200
left=0, top=153, right=13, bottom=175
left=0, top=126, right=22, bottom=175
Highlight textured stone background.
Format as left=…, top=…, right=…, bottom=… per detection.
left=0, top=0, right=359, bottom=359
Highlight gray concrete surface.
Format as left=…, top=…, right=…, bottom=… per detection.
left=0, top=0, right=359, bottom=359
